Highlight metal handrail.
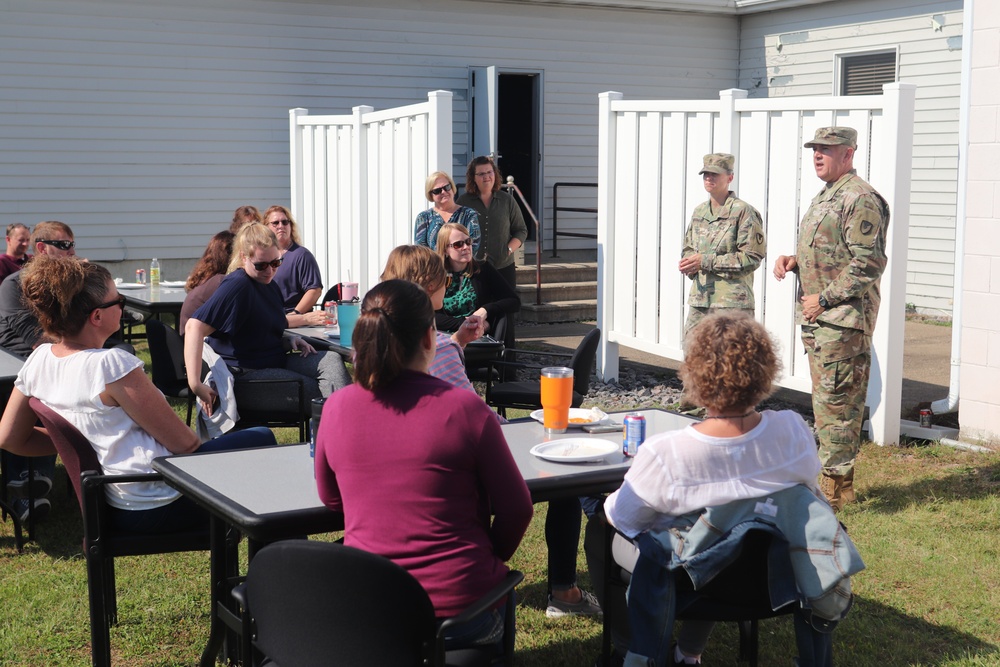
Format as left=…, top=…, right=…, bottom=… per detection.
left=551, top=182, right=598, bottom=257
left=501, top=177, right=542, bottom=306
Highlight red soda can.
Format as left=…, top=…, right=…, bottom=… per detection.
left=136, top=269, right=145, bottom=284
left=919, top=409, right=932, bottom=428
left=623, top=412, right=646, bottom=457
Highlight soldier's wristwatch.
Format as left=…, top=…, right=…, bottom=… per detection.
left=818, top=294, right=830, bottom=309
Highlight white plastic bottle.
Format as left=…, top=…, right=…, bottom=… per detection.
left=149, top=257, right=161, bottom=287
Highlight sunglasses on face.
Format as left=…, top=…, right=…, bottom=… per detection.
left=39, top=239, right=75, bottom=251
left=93, top=294, right=126, bottom=312
left=251, top=257, right=284, bottom=271
left=429, top=183, right=452, bottom=196
left=447, top=238, right=473, bottom=250
left=269, top=219, right=291, bottom=226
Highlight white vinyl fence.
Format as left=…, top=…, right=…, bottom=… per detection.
left=289, top=91, right=454, bottom=294
left=597, top=84, right=917, bottom=445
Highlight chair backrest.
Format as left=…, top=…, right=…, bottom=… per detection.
left=28, top=396, right=101, bottom=509
left=145, top=318, right=188, bottom=395
left=569, top=328, right=601, bottom=397
left=247, top=540, right=437, bottom=667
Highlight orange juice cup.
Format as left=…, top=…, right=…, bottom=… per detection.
left=540, top=367, right=574, bottom=434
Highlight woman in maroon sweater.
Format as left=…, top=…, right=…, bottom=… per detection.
left=314, top=279, right=533, bottom=650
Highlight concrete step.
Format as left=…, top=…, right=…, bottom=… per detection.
left=519, top=299, right=597, bottom=324
left=517, top=281, right=597, bottom=303
left=515, top=261, right=596, bottom=285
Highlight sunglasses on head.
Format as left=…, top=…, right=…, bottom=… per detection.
left=429, top=183, right=452, bottom=196
left=269, top=219, right=291, bottom=226
left=40, top=239, right=75, bottom=251
left=447, top=238, right=473, bottom=250
left=92, top=294, right=126, bottom=312
left=251, top=257, right=284, bottom=271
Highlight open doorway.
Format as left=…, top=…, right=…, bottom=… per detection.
left=469, top=68, right=542, bottom=241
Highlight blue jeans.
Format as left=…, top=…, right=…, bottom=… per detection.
left=109, top=427, right=275, bottom=534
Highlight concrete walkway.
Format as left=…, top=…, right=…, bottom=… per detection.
left=515, top=318, right=953, bottom=423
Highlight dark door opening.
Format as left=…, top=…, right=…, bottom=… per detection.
left=497, top=74, right=539, bottom=241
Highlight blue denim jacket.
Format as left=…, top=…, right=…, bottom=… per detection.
left=624, top=485, right=864, bottom=667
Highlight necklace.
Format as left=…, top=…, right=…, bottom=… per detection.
left=703, top=409, right=756, bottom=420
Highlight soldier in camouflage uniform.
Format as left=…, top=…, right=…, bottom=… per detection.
left=680, top=153, right=766, bottom=332
left=774, top=127, right=889, bottom=511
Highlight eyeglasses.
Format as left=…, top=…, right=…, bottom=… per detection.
left=92, top=294, right=126, bottom=312
left=474, top=171, right=494, bottom=179
left=447, top=238, right=473, bottom=250
left=251, top=257, right=284, bottom=271
left=429, top=183, right=452, bottom=196
left=39, top=239, right=75, bottom=251
left=268, top=219, right=291, bottom=226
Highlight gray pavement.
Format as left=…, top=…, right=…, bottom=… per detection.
left=515, top=318, right=953, bottom=422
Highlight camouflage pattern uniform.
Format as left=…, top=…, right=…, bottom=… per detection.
left=795, top=162, right=889, bottom=481
left=682, top=193, right=766, bottom=332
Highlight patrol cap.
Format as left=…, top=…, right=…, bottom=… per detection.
left=803, top=127, right=857, bottom=149
left=699, top=153, right=734, bottom=175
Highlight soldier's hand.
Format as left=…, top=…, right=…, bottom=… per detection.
left=678, top=255, right=701, bottom=276
left=801, top=294, right=824, bottom=322
left=773, top=255, right=797, bottom=280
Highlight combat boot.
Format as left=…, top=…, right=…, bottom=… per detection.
left=820, top=472, right=855, bottom=512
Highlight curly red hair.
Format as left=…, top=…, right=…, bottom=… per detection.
left=679, top=312, right=781, bottom=412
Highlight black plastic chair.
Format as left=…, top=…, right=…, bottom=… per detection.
left=484, top=327, right=601, bottom=417
left=145, top=318, right=196, bottom=425
left=599, top=527, right=838, bottom=667
left=146, top=318, right=309, bottom=440
left=235, top=540, right=523, bottom=667
left=28, top=397, right=213, bottom=667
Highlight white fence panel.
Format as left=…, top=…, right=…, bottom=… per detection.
left=597, top=85, right=917, bottom=445
left=290, top=91, right=453, bottom=296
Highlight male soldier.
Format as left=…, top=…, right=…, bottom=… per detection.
left=773, top=127, right=889, bottom=511
left=679, top=153, right=766, bottom=332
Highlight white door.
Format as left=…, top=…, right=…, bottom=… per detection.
left=469, top=66, right=498, bottom=160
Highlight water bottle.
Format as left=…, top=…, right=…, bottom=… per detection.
left=149, top=257, right=161, bottom=287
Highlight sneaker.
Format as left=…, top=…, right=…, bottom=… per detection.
left=546, top=589, right=603, bottom=618
left=6, top=470, right=53, bottom=500
left=13, top=497, right=52, bottom=525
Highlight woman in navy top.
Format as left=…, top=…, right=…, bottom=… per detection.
left=183, top=223, right=350, bottom=415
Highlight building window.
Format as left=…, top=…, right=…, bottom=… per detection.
left=838, top=50, right=897, bottom=96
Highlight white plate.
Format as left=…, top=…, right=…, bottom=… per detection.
left=160, top=280, right=186, bottom=288
left=529, top=408, right=607, bottom=428
left=324, top=329, right=341, bottom=339
left=116, top=283, right=145, bottom=289
left=530, top=438, right=620, bottom=463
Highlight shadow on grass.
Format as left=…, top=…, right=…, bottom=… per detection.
left=861, top=459, right=1000, bottom=515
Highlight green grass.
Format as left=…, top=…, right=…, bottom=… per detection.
left=2, top=335, right=999, bottom=665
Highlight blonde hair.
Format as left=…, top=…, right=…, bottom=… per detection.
left=263, top=205, right=302, bottom=245
left=228, top=223, right=279, bottom=273
left=424, top=171, right=457, bottom=202
left=435, top=223, right=479, bottom=277
left=380, top=245, right=447, bottom=293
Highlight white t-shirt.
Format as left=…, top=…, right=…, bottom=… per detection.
left=16, top=345, right=179, bottom=510
left=605, top=410, right=821, bottom=538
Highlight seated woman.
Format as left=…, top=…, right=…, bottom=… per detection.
left=314, top=280, right=533, bottom=652
left=435, top=223, right=519, bottom=351
left=586, top=313, right=825, bottom=666
left=0, top=255, right=275, bottom=534
left=184, top=223, right=351, bottom=416
left=413, top=171, right=481, bottom=255
left=379, top=245, right=484, bottom=392
left=229, top=204, right=262, bottom=234
left=262, top=205, right=326, bottom=328
left=180, top=230, right=234, bottom=334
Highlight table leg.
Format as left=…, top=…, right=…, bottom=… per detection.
left=200, top=515, right=236, bottom=667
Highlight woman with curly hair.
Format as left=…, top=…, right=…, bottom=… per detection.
left=587, top=312, right=822, bottom=666
left=0, top=255, right=275, bottom=533
left=179, top=231, right=234, bottom=333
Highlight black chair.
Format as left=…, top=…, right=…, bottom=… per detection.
left=599, top=527, right=839, bottom=667
left=28, top=397, right=214, bottom=667
left=145, top=318, right=310, bottom=440
left=485, top=327, right=601, bottom=417
left=234, top=540, right=523, bottom=667
left=0, top=449, right=35, bottom=551
left=145, top=318, right=196, bottom=425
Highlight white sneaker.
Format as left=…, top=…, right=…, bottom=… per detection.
left=7, top=470, right=53, bottom=500
left=14, top=497, right=51, bottom=524
left=546, top=589, right=602, bottom=618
